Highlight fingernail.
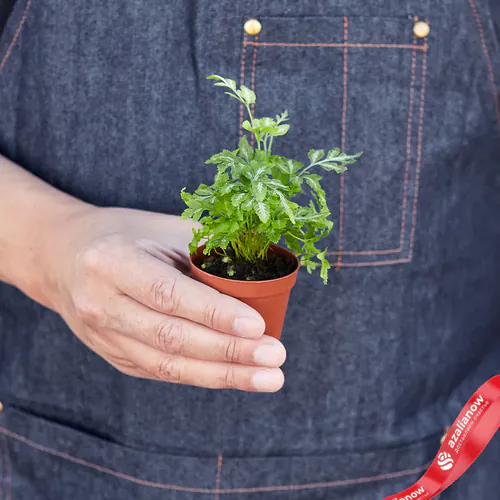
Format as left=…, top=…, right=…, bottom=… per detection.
left=253, top=340, right=286, bottom=367
left=252, top=369, right=284, bottom=392
left=233, top=316, right=264, bottom=337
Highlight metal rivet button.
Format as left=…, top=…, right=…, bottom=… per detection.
left=244, top=18, right=262, bottom=36
left=413, top=21, right=429, bottom=38
left=0, top=401, right=3, bottom=413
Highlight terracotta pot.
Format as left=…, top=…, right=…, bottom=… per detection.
left=190, top=244, right=300, bottom=340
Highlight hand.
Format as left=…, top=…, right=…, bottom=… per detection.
left=42, top=206, right=286, bottom=392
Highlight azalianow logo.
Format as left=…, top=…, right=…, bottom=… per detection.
left=437, top=452, right=454, bottom=471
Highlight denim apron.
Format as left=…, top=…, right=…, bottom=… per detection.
left=0, top=1, right=499, bottom=498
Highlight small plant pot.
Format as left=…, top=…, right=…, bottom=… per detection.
left=190, top=245, right=300, bottom=340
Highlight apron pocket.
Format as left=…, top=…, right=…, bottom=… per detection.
left=233, top=15, right=430, bottom=268
left=0, top=405, right=441, bottom=499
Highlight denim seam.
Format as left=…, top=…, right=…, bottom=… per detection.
left=249, top=35, right=259, bottom=147
left=214, top=455, right=222, bottom=500
left=407, top=38, right=428, bottom=262
left=0, top=425, right=429, bottom=494
left=239, top=34, right=249, bottom=140
left=0, top=0, right=33, bottom=74
left=239, top=33, right=259, bottom=147
left=337, top=35, right=428, bottom=268
left=243, top=41, right=427, bottom=50
left=336, top=16, right=349, bottom=269
left=340, top=258, right=411, bottom=267
left=328, top=33, right=418, bottom=258
left=399, top=31, right=419, bottom=251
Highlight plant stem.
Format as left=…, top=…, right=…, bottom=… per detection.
left=245, top=103, right=260, bottom=150
left=300, top=158, right=347, bottom=176
left=286, top=232, right=306, bottom=243
left=299, top=162, right=317, bottom=176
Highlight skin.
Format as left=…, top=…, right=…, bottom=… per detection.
left=0, top=155, right=286, bottom=392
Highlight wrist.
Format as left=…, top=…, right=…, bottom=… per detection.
left=16, top=198, right=94, bottom=310
left=40, top=201, right=102, bottom=311
left=0, top=156, right=96, bottom=309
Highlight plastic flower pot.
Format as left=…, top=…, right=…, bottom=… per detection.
left=190, top=244, right=300, bottom=340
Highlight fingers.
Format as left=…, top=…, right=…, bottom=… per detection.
left=72, top=237, right=282, bottom=391
left=99, top=295, right=286, bottom=367
left=106, top=247, right=266, bottom=338
left=81, top=321, right=285, bottom=391
left=120, top=336, right=285, bottom=392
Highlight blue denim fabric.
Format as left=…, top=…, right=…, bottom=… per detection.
left=0, top=0, right=499, bottom=498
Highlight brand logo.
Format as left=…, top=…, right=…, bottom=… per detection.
left=437, top=452, right=454, bottom=471
left=391, top=486, right=425, bottom=500
left=448, top=394, right=484, bottom=449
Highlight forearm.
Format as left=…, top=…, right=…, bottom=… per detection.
left=0, top=155, right=88, bottom=305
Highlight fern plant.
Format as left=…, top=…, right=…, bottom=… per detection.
left=181, top=75, right=362, bottom=284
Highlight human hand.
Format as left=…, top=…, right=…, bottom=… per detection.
left=42, top=206, right=285, bottom=392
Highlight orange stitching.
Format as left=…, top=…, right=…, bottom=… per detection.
left=0, top=0, right=34, bottom=74
left=239, top=23, right=429, bottom=266
left=220, top=463, right=428, bottom=493
left=239, top=35, right=248, bottom=139
left=0, top=426, right=431, bottom=494
left=0, top=427, right=214, bottom=493
left=328, top=31, right=424, bottom=262
left=214, top=455, right=222, bottom=500
left=250, top=36, right=258, bottom=114
left=250, top=36, right=258, bottom=147
left=468, top=0, right=500, bottom=130
left=243, top=41, right=427, bottom=50
left=399, top=37, right=418, bottom=249
left=240, top=24, right=427, bottom=263
left=334, top=37, right=427, bottom=265
left=336, top=17, right=349, bottom=270
left=408, top=41, right=428, bottom=261
left=327, top=247, right=401, bottom=256
left=340, top=258, right=411, bottom=267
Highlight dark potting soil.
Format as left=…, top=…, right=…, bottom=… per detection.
left=195, top=248, right=297, bottom=281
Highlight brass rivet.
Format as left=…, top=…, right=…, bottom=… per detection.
left=0, top=402, right=3, bottom=413
left=413, top=21, right=430, bottom=38
left=244, top=18, right=262, bottom=36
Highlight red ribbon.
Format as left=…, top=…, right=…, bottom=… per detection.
left=383, top=374, right=500, bottom=500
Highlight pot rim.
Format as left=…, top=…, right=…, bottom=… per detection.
left=190, top=244, right=300, bottom=285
